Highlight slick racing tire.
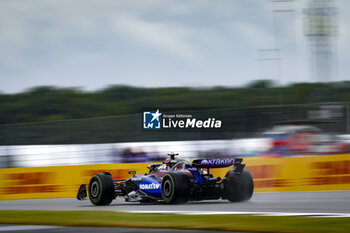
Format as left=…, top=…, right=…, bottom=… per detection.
left=224, top=170, right=253, bottom=202
left=161, top=172, right=191, bottom=204
left=88, top=173, right=114, bottom=206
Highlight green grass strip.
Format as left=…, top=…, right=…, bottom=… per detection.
left=0, top=210, right=349, bottom=233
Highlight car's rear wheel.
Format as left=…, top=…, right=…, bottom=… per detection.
left=161, top=172, right=191, bottom=204
left=223, top=170, right=253, bottom=202
left=88, top=173, right=114, bottom=205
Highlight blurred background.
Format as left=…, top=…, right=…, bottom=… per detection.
left=0, top=0, right=349, bottom=168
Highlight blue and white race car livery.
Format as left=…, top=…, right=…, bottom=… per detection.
left=76, top=153, right=254, bottom=205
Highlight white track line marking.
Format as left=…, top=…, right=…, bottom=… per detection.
left=0, top=225, right=60, bottom=231
left=125, top=210, right=350, bottom=217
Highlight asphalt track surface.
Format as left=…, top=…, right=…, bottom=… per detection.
left=1, top=191, right=350, bottom=214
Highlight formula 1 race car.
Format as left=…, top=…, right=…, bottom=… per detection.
left=76, top=153, right=253, bottom=205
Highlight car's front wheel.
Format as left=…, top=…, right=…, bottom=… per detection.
left=88, top=173, right=114, bottom=206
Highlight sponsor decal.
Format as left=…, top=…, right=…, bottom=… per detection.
left=247, top=165, right=290, bottom=188
left=187, top=167, right=198, bottom=171
left=306, top=160, right=350, bottom=185
left=200, top=159, right=235, bottom=165
left=2, top=172, right=61, bottom=194
left=85, top=169, right=129, bottom=179
left=131, top=177, right=142, bottom=181
left=137, top=178, right=162, bottom=195
left=201, top=159, right=208, bottom=164
left=139, top=183, right=160, bottom=190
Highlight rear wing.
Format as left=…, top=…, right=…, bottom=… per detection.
left=192, top=158, right=243, bottom=168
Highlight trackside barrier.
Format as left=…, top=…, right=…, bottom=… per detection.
left=212, top=154, right=350, bottom=192
left=0, top=163, right=150, bottom=201
left=0, top=154, right=350, bottom=200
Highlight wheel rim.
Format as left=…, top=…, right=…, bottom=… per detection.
left=163, top=179, right=172, bottom=197
left=91, top=181, right=99, bottom=198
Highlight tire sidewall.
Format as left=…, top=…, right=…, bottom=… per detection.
left=88, top=175, right=103, bottom=205
left=88, top=173, right=114, bottom=206
left=240, top=170, right=254, bottom=201
left=161, top=174, right=175, bottom=203
left=161, top=172, right=191, bottom=204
